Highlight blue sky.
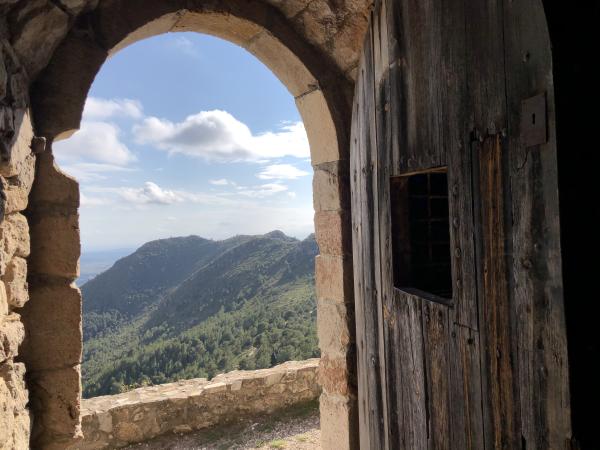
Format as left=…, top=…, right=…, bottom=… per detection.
left=53, top=33, right=315, bottom=253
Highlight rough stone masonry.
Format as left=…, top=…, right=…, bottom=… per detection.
left=0, top=0, right=370, bottom=449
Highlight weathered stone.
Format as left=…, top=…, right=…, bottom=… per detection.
left=0, top=360, right=30, bottom=450
left=28, top=213, right=81, bottom=279
left=60, top=0, right=98, bottom=15
left=313, top=161, right=350, bottom=212
left=75, top=360, right=320, bottom=449
left=318, top=354, right=356, bottom=396
left=0, top=282, right=7, bottom=315
left=296, top=89, right=340, bottom=163
left=174, top=11, right=262, bottom=48
left=314, top=210, right=350, bottom=256
left=0, top=314, right=24, bottom=362
left=245, top=31, right=318, bottom=97
left=3, top=256, right=28, bottom=308
left=264, top=0, right=311, bottom=18
left=319, top=393, right=359, bottom=450
left=3, top=152, right=35, bottom=214
left=330, top=13, right=369, bottom=75
left=315, top=254, right=354, bottom=303
left=27, top=365, right=83, bottom=449
left=317, top=299, right=353, bottom=358
left=0, top=55, right=7, bottom=101
left=0, top=212, right=30, bottom=262
left=9, top=0, right=70, bottom=79
left=31, top=32, right=108, bottom=139
left=20, top=282, right=82, bottom=371
left=28, top=150, right=79, bottom=207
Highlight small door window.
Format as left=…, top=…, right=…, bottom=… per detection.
left=390, top=168, right=453, bottom=301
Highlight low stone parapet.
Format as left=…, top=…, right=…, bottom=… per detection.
left=73, top=359, right=320, bottom=449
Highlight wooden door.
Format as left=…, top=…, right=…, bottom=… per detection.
left=350, top=0, right=572, bottom=448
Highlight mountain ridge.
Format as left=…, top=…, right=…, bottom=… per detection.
left=81, top=231, right=319, bottom=397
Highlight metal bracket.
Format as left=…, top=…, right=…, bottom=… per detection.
left=521, top=93, right=547, bottom=147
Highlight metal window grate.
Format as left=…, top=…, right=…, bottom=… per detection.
left=390, top=169, right=453, bottom=300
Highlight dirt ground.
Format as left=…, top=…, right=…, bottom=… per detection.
left=124, top=401, right=321, bottom=450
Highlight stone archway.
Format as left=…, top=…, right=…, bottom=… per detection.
left=14, top=1, right=366, bottom=448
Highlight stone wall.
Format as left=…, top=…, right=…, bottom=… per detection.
left=75, top=359, right=320, bottom=449
left=1, top=13, right=38, bottom=449
left=0, top=0, right=369, bottom=448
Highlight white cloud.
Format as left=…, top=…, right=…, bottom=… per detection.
left=53, top=121, right=136, bottom=166
left=257, top=164, right=310, bottom=180
left=237, top=183, right=289, bottom=198
left=133, top=110, right=309, bottom=162
left=86, top=182, right=238, bottom=207
left=209, top=178, right=231, bottom=186
left=118, top=182, right=185, bottom=205
left=287, top=192, right=297, bottom=198
left=171, top=36, right=200, bottom=58
left=59, top=162, right=136, bottom=182
left=80, top=193, right=111, bottom=207
left=83, top=97, right=143, bottom=120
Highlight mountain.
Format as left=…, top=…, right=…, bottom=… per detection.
left=81, top=231, right=319, bottom=398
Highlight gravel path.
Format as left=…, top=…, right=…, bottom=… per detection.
left=124, top=403, right=321, bottom=450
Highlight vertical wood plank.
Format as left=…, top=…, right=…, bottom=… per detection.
left=421, top=301, right=451, bottom=450
left=448, top=324, right=485, bottom=449
left=502, top=0, right=572, bottom=447
left=350, top=19, right=387, bottom=450
left=474, top=134, right=518, bottom=449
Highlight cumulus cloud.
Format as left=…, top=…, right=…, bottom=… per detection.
left=257, top=164, right=310, bottom=180
left=133, top=110, right=309, bottom=162
left=83, top=97, right=143, bottom=120
left=53, top=121, right=136, bottom=166
left=209, top=178, right=232, bottom=186
left=117, top=182, right=185, bottom=205
left=86, top=182, right=241, bottom=207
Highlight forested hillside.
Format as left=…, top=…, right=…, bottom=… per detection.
left=81, top=231, right=319, bottom=398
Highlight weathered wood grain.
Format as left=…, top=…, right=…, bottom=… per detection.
left=503, top=0, right=572, bottom=447
left=350, top=19, right=387, bottom=450
left=350, top=0, right=570, bottom=448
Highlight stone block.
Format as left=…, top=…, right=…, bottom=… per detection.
left=27, top=365, right=82, bottom=449
left=3, top=257, right=28, bottom=309
left=245, top=31, right=318, bottom=97
left=174, top=11, right=262, bottom=48
left=31, top=33, right=107, bottom=139
left=0, top=110, right=33, bottom=179
left=264, top=0, right=311, bottom=18
left=0, top=360, right=30, bottom=450
left=319, top=393, right=359, bottom=450
left=3, top=152, right=35, bottom=214
left=313, top=161, right=350, bottom=212
left=20, top=282, right=82, bottom=371
left=317, top=299, right=354, bottom=358
left=0, top=282, right=7, bottom=315
left=111, top=12, right=183, bottom=55
left=296, top=89, right=339, bottom=164
left=28, top=213, right=80, bottom=280
left=318, top=354, right=357, bottom=396
left=315, top=254, right=354, bottom=303
left=1, top=213, right=30, bottom=261
left=314, top=210, right=350, bottom=256
left=0, top=314, right=24, bottom=362
left=9, top=0, right=70, bottom=79
left=28, top=151, right=79, bottom=207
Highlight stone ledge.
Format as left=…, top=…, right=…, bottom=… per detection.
left=74, top=359, right=320, bottom=449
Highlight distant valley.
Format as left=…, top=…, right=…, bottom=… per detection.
left=81, top=231, right=319, bottom=398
